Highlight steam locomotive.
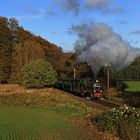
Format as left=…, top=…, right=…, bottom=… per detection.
left=55, top=78, right=103, bottom=100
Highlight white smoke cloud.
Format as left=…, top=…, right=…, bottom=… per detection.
left=129, top=30, right=140, bottom=35
left=72, top=23, right=140, bottom=74
left=56, top=0, right=81, bottom=15
left=86, top=0, right=113, bottom=8
left=54, top=0, right=121, bottom=15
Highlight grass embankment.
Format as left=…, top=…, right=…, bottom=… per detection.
left=0, top=106, right=87, bottom=140
left=0, top=84, right=111, bottom=140
left=123, top=81, right=140, bottom=107
left=125, top=81, right=140, bottom=92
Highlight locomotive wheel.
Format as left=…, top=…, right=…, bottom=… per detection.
left=86, top=92, right=93, bottom=100
left=100, top=97, right=103, bottom=100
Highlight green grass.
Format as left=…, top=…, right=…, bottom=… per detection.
left=0, top=87, right=102, bottom=140
left=0, top=86, right=105, bottom=140
left=125, top=81, right=140, bottom=92
left=0, top=105, right=87, bottom=140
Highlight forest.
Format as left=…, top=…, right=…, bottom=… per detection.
left=0, top=17, right=140, bottom=84
left=0, top=17, right=72, bottom=83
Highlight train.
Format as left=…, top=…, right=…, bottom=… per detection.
left=55, top=78, right=103, bottom=100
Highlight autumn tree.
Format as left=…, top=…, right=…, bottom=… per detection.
left=21, top=59, right=57, bottom=88
left=0, top=17, right=79, bottom=83
left=10, top=40, right=45, bottom=83
left=0, top=17, right=13, bottom=83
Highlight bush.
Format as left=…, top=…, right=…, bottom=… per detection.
left=94, top=105, right=140, bottom=140
left=21, top=59, right=57, bottom=88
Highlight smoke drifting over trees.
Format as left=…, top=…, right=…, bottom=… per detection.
left=72, top=23, right=140, bottom=74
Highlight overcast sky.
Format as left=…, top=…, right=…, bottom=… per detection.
left=0, top=0, right=140, bottom=50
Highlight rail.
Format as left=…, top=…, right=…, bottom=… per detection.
left=94, top=99, right=121, bottom=108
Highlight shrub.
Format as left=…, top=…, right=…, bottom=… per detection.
left=94, top=105, right=140, bottom=140
left=21, top=59, right=57, bottom=88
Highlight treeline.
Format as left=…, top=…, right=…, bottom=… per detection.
left=0, top=17, right=91, bottom=83
left=114, top=57, right=140, bottom=81
left=0, top=17, right=62, bottom=83
left=1, top=17, right=138, bottom=84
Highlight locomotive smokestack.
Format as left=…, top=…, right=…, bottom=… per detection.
left=72, top=23, right=140, bottom=74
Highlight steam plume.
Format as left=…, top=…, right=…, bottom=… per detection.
left=86, top=0, right=113, bottom=9
left=57, top=0, right=81, bottom=15
left=72, top=23, right=140, bottom=74
left=55, top=0, right=120, bottom=15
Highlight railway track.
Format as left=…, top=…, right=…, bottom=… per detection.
left=58, top=89, right=121, bottom=109
left=67, top=91, right=121, bottom=109
left=75, top=93, right=121, bottom=108
left=94, top=99, right=121, bottom=108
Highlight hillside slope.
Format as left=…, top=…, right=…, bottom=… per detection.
left=0, top=84, right=121, bottom=140
left=0, top=17, right=63, bottom=83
